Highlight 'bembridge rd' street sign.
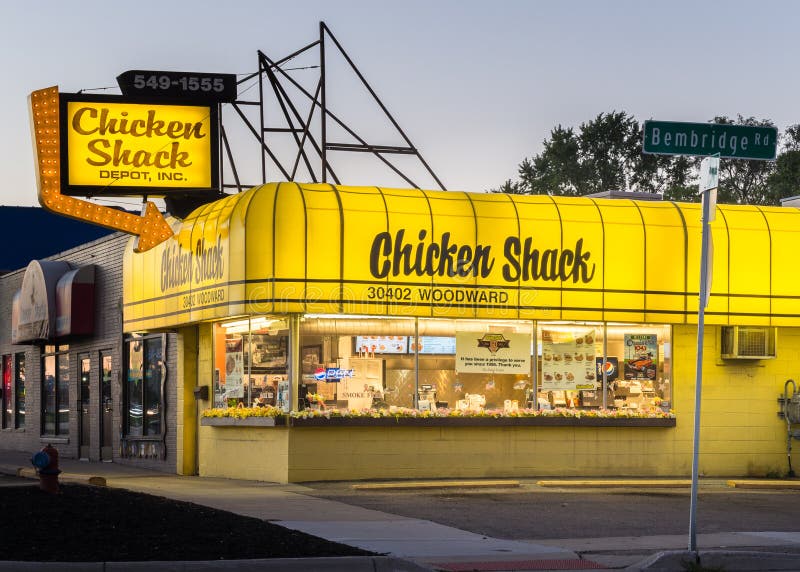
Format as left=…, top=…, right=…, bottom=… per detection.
left=642, top=120, right=777, bottom=160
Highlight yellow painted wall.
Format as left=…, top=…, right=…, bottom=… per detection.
left=670, top=324, right=791, bottom=478
left=198, top=426, right=290, bottom=482
left=176, top=326, right=198, bottom=476
left=197, top=324, right=795, bottom=483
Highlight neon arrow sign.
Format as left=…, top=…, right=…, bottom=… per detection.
left=29, top=86, right=174, bottom=252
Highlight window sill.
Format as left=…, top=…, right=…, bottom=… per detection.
left=197, top=415, right=676, bottom=428
left=289, top=416, right=676, bottom=428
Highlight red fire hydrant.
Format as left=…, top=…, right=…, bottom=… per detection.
left=31, top=444, right=61, bottom=494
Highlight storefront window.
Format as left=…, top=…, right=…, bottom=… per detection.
left=298, top=316, right=535, bottom=413
left=213, top=317, right=288, bottom=408
left=537, top=322, right=671, bottom=412
left=14, top=353, right=25, bottom=429
left=124, top=335, right=164, bottom=437
left=209, top=315, right=671, bottom=415
left=41, top=345, right=69, bottom=436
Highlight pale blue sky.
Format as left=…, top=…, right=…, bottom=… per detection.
left=2, top=0, right=798, bottom=207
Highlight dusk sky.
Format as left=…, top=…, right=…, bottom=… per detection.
left=3, top=0, right=798, bottom=208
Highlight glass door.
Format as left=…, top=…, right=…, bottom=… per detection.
left=100, top=352, right=113, bottom=461
left=79, top=355, right=90, bottom=459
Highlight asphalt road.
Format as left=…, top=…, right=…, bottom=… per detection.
left=303, top=483, right=800, bottom=540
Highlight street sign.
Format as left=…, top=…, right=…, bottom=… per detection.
left=699, top=155, right=720, bottom=193
left=643, top=120, right=777, bottom=160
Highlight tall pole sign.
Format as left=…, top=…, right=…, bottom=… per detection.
left=643, top=120, right=776, bottom=555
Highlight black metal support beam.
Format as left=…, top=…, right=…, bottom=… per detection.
left=218, top=22, right=446, bottom=194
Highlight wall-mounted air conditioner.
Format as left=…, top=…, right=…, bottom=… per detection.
left=720, top=326, right=776, bottom=360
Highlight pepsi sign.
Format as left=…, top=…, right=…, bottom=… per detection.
left=595, top=357, right=618, bottom=382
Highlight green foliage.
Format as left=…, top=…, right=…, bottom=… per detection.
left=493, top=111, right=800, bottom=205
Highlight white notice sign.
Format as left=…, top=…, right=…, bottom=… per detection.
left=456, top=332, right=531, bottom=374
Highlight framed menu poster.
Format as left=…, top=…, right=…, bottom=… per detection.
left=541, top=328, right=597, bottom=391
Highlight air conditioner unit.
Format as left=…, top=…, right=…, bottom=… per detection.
left=720, top=326, right=776, bottom=359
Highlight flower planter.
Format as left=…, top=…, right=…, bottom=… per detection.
left=200, top=416, right=284, bottom=427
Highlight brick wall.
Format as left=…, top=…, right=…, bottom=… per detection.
left=0, top=233, right=178, bottom=473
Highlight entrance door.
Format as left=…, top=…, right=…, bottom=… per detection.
left=79, top=355, right=90, bottom=459
left=100, top=352, right=113, bottom=461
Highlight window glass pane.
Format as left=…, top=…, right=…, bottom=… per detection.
left=446, top=320, right=533, bottom=412
left=3, top=355, right=11, bottom=429
left=606, top=323, right=672, bottom=412
left=298, top=317, right=534, bottom=413
left=80, top=357, right=91, bottom=407
left=536, top=322, right=671, bottom=412
left=15, top=353, right=25, bottom=429
left=537, top=322, right=604, bottom=409
left=214, top=318, right=288, bottom=408
left=57, top=353, right=70, bottom=435
left=80, top=356, right=90, bottom=447
left=144, top=338, right=162, bottom=435
left=42, top=355, right=56, bottom=435
left=101, top=354, right=112, bottom=409
left=127, top=340, right=143, bottom=436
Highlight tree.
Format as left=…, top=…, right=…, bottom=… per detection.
left=494, top=112, right=800, bottom=205
left=493, top=111, right=694, bottom=197
left=766, top=124, right=800, bottom=204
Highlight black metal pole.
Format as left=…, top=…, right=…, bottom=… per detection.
left=320, top=21, right=328, bottom=183
left=258, top=54, right=266, bottom=184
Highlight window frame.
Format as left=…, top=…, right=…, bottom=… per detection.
left=2, top=354, right=11, bottom=429
left=40, top=344, right=70, bottom=437
left=14, top=352, right=25, bottom=429
left=123, top=333, right=166, bottom=441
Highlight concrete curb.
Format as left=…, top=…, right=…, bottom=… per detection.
left=352, top=479, right=520, bottom=490
left=625, top=549, right=800, bottom=571
left=727, top=479, right=800, bottom=489
left=11, top=466, right=107, bottom=487
left=537, top=479, right=692, bottom=488
left=0, top=556, right=433, bottom=572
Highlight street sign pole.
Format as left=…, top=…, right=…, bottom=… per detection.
left=688, top=155, right=719, bottom=553
left=640, top=119, right=774, bottom=554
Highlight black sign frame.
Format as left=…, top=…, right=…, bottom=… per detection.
left=58, top=92, right=221, bottom=198
left=117, top=70, right=238, bottom=103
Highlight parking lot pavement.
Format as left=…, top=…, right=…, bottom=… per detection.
left=5, top=451, right=800, bottom=571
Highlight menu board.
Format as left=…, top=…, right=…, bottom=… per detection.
left=224, top=336, right=244, bottom=398
left=623, top=334, right=658, bottom=380
left=410, top=336, right=456, bottom=355
left=541, top=329, right=597, bottom=391
left=355, top=335, right=408, bottom=355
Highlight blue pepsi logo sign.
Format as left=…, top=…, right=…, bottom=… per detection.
left=325, top=368, right=354, bottom=381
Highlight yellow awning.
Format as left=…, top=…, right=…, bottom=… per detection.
left=123, top=182, right=800, bottom=330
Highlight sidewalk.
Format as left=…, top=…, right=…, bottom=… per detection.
left=2, top=449, right=800, bottom=571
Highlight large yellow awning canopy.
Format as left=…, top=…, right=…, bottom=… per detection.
left=123, top=182, right=800, bottom=330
